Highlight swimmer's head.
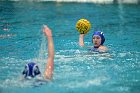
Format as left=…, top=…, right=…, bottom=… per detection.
left=22, top=62, right=41, bottom=78
left=92, top=31, right=105, bottom=46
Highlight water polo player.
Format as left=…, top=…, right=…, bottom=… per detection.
left=22, top=25, right=54, bottom=80
left=79, top=31, right=108, bottom=52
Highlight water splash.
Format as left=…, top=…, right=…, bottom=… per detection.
left=37, top=26, right=47, bottom=63
left=59, top=76, right=110, bottom=88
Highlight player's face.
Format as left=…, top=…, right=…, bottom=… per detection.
left=92, top=35, right=101, bottom=47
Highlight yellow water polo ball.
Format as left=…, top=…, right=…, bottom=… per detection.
left=76, top=19, right=91, bottom=34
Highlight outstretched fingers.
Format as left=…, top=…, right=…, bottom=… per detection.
left=43, top=25, right=52, bottom=37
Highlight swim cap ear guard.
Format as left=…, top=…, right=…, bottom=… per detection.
left=22, top=65, right=29, bottom=78
left=92, top=31, right=105, bottom=45
left=22, top=62, right=41, bottom=78
left=33, top=65, right=41, bottom=76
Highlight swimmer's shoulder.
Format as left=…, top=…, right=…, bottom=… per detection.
left=98, top=45, right=108, bottom=52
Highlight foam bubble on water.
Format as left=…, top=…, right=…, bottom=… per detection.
left=75, top=49, right=81, bottom=54
left=60, top=76, right=110, bottom=88
left=1, top=77, right=47, bottom=88
left=86, top=76, right=109, bottom=86
left=109, top=86, right=130, bottom=92
left=1, top=78, right=26, bottom=88
left=118, top=53, right=127, bottom=57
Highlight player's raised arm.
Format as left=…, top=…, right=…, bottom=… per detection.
left=43, top=25, right=54, bottom=80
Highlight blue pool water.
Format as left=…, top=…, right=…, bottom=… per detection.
left=0, top=1, right=140, bottom=93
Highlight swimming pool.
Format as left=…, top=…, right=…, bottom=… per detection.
left=0, top=1, right=140, bottom=93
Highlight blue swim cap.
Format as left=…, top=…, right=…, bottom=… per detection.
left=22, top=62, right=41, bottom=78
left=92, top=31, right=105, bottom=45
